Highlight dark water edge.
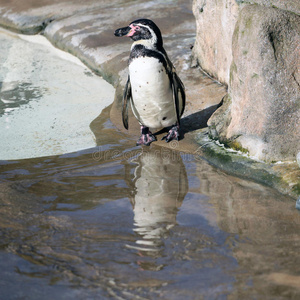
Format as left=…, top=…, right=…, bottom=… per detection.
left=1, top=106, right=300, bottom=299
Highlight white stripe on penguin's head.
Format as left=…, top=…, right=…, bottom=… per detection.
left=128, top=19, right=163, bottom=50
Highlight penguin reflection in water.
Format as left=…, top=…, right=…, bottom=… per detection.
left=125, top=146, right=188, bottom=267
left=114, top=19, right=185, bottom=146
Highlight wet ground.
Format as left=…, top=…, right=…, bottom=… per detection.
left=1, top=104, right=300, bottom=299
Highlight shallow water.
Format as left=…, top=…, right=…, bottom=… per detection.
left=1, top=104, right=300, bottom=299
left=0, top=29, right=114, bottom=160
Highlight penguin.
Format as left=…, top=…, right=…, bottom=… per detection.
left=114, top=18, right=185, bottom=146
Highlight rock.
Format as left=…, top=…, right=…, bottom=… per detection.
left=0, top=0, right=108, bottom=34
left=192, top=0, right=300, bottom=86
left=207, top=94, right=232, bottom=142
left=226, top=5, right=300, bottom=162
left=194, top=1, right=300, bottom=162
left=192, top=0, right=241, bottom=85
left=241, top=0, right=300, bottom=15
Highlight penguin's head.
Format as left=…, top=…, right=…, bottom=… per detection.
left=114, top=19, right=163, bottom=49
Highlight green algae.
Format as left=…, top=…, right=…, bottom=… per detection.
left=229, top=62, right=237, bottom=84
left=293, top=183, right=300, bottom=195
left=218, top=138, right=250, bottom=155
left=195, top=129, right=298, bottom=199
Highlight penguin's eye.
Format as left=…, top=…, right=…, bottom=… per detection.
left=130, top=25, right=152, bottom=41
left=139, top=27, right=152, bottom=39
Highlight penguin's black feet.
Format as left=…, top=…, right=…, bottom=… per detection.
left=136, top=126, right=157, bottom=146
left=162, top=123, right=180, bottom=142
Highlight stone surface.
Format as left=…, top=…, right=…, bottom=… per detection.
left=37, top=0, right=228, bottom=143
left=238, top=0, right=300, bottom=15
left=227, top=5, right=299, bottom=161
left=192, top=0, right=300, bottom=85
left=193, top=0, right=300, bottom=162
left=0, top=0, right=111, bottom=34
left=192, top=0, right=242, bottom=85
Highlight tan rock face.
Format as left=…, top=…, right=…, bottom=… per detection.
left=228, top=5, right=300, bottom=161
left=194, top=0, right=300, bottom=162
left=192, top=0, right=241, bottom=85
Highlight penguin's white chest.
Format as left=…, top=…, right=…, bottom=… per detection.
left=129, top=56, right=176, bottom=129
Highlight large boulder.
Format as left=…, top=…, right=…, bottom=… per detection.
left=192, top=0, right=241, bottom=84
left=227, top=5, right=300, bottom=161
left=192, top=0, right=300, bottom=86
left=193, top=0, right=300, bottom=162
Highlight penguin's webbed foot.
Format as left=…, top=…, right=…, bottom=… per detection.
left=136, top=126, right=157, bottom=146
left=162, top=123, right=180, bottom=142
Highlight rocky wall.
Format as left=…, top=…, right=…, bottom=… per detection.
left=192, top=0, right=300, bottom=162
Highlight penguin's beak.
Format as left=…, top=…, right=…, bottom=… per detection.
left=114, top=26, right=131, bottom=37
left=114, top=24, right=137, bottom=37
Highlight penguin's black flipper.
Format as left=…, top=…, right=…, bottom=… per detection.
left=162, top=49, right=185, bottom=125
left=174, top=71, right=185, bottom=116
left=122, top=75, right=132, bottom=130
left=171, top=70, right=186, bottom=125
